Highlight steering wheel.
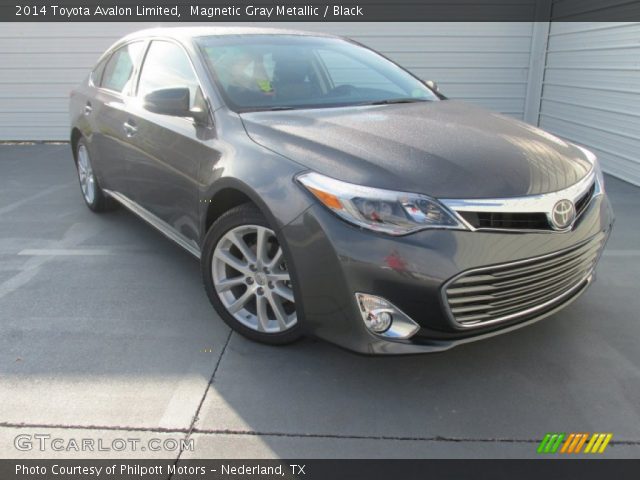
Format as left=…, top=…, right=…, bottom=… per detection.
left=327, top=84, right=356, bottom=97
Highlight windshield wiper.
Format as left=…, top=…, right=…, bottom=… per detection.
left=241, top=98, right=429, bottom=113
left=363, top=98, right=430, bottom=106
left=240, top=106, right=295, bottom=112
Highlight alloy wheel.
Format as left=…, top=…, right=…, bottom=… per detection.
left=77, top=144, right=96, bottom=204
left=211, top=225, right=297, bottom=333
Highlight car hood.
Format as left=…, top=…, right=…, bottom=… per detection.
left=240, top=100, right=592, bottom=199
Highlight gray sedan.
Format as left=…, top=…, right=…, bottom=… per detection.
left=69, top=27, right=614, bottom=354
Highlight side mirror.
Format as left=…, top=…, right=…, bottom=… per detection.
left=425, top=80, right=439, bottom=92
left=144, top=87, right=191, bottom=117
left=143, top=87, right=209, bottom=125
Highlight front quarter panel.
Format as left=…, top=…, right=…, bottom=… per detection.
left=198, top=108, right=314, bottom=241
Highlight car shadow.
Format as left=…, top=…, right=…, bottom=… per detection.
left=1, top=147, right=639, bottom=459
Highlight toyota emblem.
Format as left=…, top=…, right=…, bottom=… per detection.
left=551, top=199, right=576, bottom=230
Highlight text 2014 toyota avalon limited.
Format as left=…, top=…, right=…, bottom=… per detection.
left=69, top=28, right=613, bottom=354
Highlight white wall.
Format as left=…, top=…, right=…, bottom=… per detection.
left=538, top=22, right=640, bottom=186
left=0, top=22, right=535, bottom=141
left=1, top=21, right=639, bottom=186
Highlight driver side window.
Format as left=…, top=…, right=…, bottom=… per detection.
left=138, top=41, right=200, bottom=109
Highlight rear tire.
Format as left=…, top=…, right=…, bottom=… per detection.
left=75, top=138, right=116, bottom=212
left=202, top=203, right=302, bottom=345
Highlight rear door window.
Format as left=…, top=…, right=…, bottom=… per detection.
left=91, top=56, right=109, bottom=86
left=101, top=42, right=145, bottom=94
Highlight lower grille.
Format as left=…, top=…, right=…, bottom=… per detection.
left=443, top=233, right=605, bottom=327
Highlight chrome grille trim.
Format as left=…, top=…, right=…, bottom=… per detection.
left=441, top=168, right=600, bottom=233
left=442, top=233, right=606, bottom=328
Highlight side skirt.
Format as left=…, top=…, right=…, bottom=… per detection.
left=103, top=189, right=201, bottom=259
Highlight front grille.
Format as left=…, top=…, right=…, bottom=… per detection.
left=575, top=182, right=596, bottom=217
left=456, top=180, right=596, bottom=231
left=458, top=211, right=549, bottom=230
left=443, top=233, right=605, bottom=327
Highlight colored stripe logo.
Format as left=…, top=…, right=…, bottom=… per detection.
left=538, top=433, right=612, bottom=454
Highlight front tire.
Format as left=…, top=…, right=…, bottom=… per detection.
left=202, top=204, right=302, bottom=345
left=75, top=138, right=116, bottom=212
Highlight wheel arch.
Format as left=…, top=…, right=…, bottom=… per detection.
left=70, top=128, right=83, bottom=162
left=201, top=178, right=282, bottom=243
left=200, top=179, right=309, bottom=332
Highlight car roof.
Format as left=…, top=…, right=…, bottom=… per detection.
left=120, top=26, right=339, bottom=43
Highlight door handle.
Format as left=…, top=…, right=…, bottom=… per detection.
left=123, top=120, right=138, bottom=137
left=84, top=102, right=92, bottom=115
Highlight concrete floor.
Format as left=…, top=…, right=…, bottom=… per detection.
left=0, top=144, right=639, bottom=459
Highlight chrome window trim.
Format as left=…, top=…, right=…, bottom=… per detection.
left=93, top=40, right=148, bottom=97
left=133, top=36, right=214, bottom=126
left=440, top=168, right=600, bottom=233
left=88, top=55, right=109, bottom=89
left=88, top=47, right=114, bottom=89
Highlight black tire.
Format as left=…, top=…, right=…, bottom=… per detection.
left=74, top=138, right=117, bottom=213
left=202, top=203, right=303, bottom=345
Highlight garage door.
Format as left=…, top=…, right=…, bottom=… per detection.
left=0, top=22, right=534, bottom=141
left=539, top=22, right=640, bottom=186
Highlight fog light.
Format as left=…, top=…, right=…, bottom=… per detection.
left=356, top=294, right=394, bottom=333
left=355, top=293, right=420, bottom=339
left=367, top=309, right=393, bottom=333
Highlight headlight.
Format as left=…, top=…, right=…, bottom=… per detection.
left=575, top=144, right=605, bottom=193
left=297, top=172, right=466, bottom=235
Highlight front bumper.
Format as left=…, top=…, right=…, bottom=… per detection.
left=281, top=192, right=614, bottom=355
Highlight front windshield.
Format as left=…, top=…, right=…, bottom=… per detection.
left=196, top=35, right=439, bottom=112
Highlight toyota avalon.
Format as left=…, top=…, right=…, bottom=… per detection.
left=69, top=27, right=614, bottom=354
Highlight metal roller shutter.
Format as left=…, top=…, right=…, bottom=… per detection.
left=538, top=21, right=640, bottom=186
left=0, top=22, right=535, bottom=141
